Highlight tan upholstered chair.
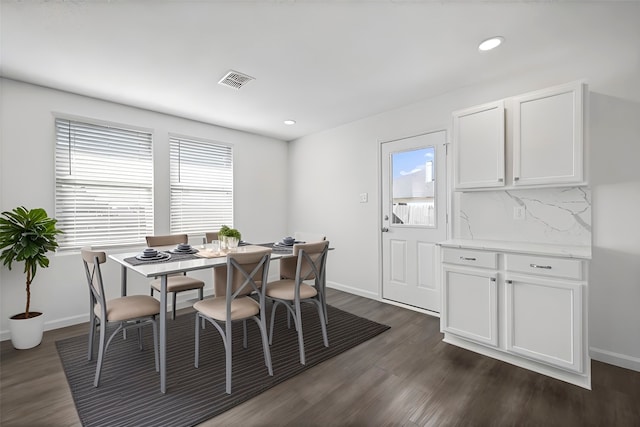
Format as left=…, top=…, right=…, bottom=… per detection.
left=194, top=249, right=273, bottom=394
left=146, top=234, right=205, bottom=319
left=204, top=231, right=220, bottom=244
left=279, top=233, right=327, bottom=322
left=81, top=248, right=160, bottom=387
left=266, top=240, right=329, bottom=365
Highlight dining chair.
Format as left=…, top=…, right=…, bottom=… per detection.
left=81, top=248, right=160, bottom=387
left=266, top=240, right=329, bottom=365
left=146, top=234, right=205, bottom=319
left=278, top=233, right=328, bottom=323
left=194, top=249, right=273, bottom=394
left=204, top=231, right=220, bottom=244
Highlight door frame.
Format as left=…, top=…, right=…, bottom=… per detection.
left=377, top=129, right=452, bottom=315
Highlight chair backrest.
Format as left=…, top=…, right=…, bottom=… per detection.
left=225, top=249, right=272, bottom=301
left=146, top=234, right=188, bottom=247
left=292, top=240, right=329, bottom=285
left=294, top=232, right=326, bottom=243
left=205, top=231, right=220, bottom=243
left=81, top=247, right=109, bottom=320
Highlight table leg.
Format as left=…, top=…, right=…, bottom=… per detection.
left=120, top=265, right=127, bottom=296
left=160, top=275, right=167, bottom=393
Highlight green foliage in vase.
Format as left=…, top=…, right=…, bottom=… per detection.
left=218, top=225, right=241, bottom=240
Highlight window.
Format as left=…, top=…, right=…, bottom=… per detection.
left=55, top=118, right=153, bottom=251
left=391, top=147, right=436, bottom=226
left=169, top=136, right=233, bottom=234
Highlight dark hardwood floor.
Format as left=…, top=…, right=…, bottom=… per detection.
left=1, top=288, right=639, bottom=426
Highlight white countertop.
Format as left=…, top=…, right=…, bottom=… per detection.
left=438, top=239, right=591, bottom=259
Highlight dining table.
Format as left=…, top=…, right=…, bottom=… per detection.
left=108, top=242, right=297, bottom=394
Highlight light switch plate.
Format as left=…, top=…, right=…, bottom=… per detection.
left=359, top=192, right=368, bottom=203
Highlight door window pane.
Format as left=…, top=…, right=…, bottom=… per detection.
left=391, top=147, right=435, bottom=226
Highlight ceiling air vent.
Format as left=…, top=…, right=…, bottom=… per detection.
left=218, top=70, right=255, bottom=90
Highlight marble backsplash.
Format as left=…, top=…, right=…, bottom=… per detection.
left=456, top=186, right=591, bottom=247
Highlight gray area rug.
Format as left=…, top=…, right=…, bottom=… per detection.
left=56, top=304, right=390, bottom=427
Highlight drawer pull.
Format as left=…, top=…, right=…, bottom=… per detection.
left=530, top=263, right=552, bottom=269
left=460, top=256, right=477, bottom=261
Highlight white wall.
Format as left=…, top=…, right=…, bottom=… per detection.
left=0, top=79, right=289, bottom=339
left=288, top=61, right=640, bottom=370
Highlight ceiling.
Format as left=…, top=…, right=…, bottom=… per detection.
left=1, top=1, right=638, bottom=141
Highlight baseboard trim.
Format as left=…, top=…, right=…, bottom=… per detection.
left=590, top=347, right=640, bottom=372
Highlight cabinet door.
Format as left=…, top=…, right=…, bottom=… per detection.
left=512, top=82, right=585, bottom=186
left=453, top=101, right=505, bottom=189
left=442, top=266, right=498, bottom=346
left=505, top=274, right=583, bottom=372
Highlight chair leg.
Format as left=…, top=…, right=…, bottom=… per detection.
left=137, top=322, right=144, bottom=350
left=243, top=320, right=248, bottom=349
left=257, top=316, right=273, bottom=375
left=152, top=318, right=159, bottom=372
left=269, top=302, right=279, bottom=345
left=316, top=301, right=329, bottom=347
left=87, top=315, right=96, bottom=361
left=194, top=313, right=201, bottom=368
left=94, top=320, right=107, bottom=387
left=225, top=320, right=232, bottom=394
left=294, top=300, right=306, bottom=365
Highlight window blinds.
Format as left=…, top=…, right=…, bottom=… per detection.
left=55, top=118, right=154, bottom=250
left=169, top=136, right=233, bottom=234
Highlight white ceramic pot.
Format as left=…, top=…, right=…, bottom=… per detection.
left=9, top=312, right=44, bottom=350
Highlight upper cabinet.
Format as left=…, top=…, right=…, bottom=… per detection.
left=452, top=101, right=505, bottom=189
left=512, top=82, right=585, bottom=186
left=453, top=81, right=586, bottom=191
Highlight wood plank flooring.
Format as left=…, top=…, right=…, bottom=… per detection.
left=1, top=288, right=639, bottom=426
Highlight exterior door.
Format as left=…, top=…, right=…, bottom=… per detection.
left=381, top=130, right=447, bottom=312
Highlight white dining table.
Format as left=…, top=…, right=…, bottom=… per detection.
left=109, top=244, right=293, bottom=394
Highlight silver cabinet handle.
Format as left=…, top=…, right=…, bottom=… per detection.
left=530, top=263, right=552, bottom=269
left=460, top=256, right=476, bottom=261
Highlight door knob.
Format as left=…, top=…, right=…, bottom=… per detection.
left=381, top=227, right=389, bottom=232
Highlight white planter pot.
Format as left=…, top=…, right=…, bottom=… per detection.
left=9, top=312, right=44, bottom=350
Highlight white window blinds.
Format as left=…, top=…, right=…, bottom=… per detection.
left=55, top=118, right=153, bottom=251
left=170, top=136, right=233, bottom=234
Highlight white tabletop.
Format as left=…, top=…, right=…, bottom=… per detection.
left=109, top=244, right=292, bottom=277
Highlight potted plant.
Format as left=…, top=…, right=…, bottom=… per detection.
left=218, top=225, right=241, bottom=250
left=0, top=206, right=62, bottom=349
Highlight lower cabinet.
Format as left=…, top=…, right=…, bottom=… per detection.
left=440, top=245, right=590, bottom=389
left=505, top=275, right=583, bottom=372
left=442, top=266, right=498, bottom=347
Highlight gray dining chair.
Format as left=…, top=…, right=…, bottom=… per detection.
left=266, top=240, right=329, bottom=365
left=81, top=247, right=160, bottom=387
left=193, top=249, right=273, bottom=394
left=278, top=233, right=328, bottom=323
left=146, top=234, right=205, bottom=319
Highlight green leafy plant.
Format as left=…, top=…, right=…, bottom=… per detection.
left=218, top=224, right=241, bottom=240
left=0, top=206, right=63, bottom=319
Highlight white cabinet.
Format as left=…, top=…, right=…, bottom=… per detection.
left=452, top=81, right=586, bottom=190
left=452, top=101, right=505, bottom=189
left=505, top=275, right=583, bottom=373
left=513, top=82, right=585, bottom=186
left=442, top=248, right=498, bottom=346
left=439, top=243, right=590, bottom=388
left=442, top=265, right=498, bottom=347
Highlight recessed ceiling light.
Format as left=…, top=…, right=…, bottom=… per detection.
left=284, top=120, right=296, bottom=125
left=478, top=36, right=504, bottom=52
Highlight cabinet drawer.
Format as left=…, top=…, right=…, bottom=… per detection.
left=442, top=248, right=497, bottom=269
left=506, top=254, right=583, bottom=280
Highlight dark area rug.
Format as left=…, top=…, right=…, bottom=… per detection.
left=56, top=304, right=390, bottom=427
